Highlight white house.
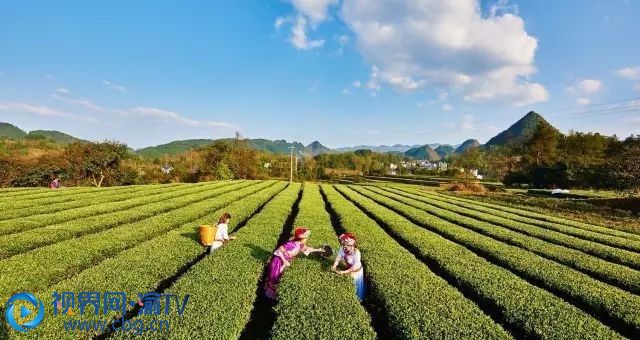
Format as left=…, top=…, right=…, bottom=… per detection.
left=161, top=164, right=173, bottom=174
left=388, top=163, right=398, bottom=175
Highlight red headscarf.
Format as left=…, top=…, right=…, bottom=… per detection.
left=339, top=233, right=356, bottom=246
left=293, top=227, right=310, bottom=240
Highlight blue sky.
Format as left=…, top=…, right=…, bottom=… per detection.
left=0, top=0, right=639, bottom=149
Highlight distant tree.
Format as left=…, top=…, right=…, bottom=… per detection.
left=525, top=123, right=558, bottom=167
left=200, top=141, right=231, bottom=168
left=213, top=162, right=234, bottom=180
left=530, top=163, right=571, bottom=189
left=503, top=170, right=531, bottom=187
left=558, top=131, right=609, bottom=166
left=12, top=163, right=67, bottom=187
left=65, top=141, right=129, bottom=187
left=313, top=150, right=402, bottom=178
left=622, top=134, right=640, bottom=149
left=604, top=144, right=640, bottom=194
left=298, top=156, right=317, bottom=181
left=228, top=133, right=260, bottom=179
left=484, top=145, right=522, bottom=180
left=354, top=149, right=373, bottom=157
left=452, top=146, right=485, bottom=183
left=557, top=131, right=615, bottom=187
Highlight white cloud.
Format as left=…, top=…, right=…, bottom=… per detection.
left=274, top=17, right=291, bottom=31
left=614, top=66, right=640, bottom=80
left=290, top=0, right=338, bottom=25
left=279, top=0, right=338, bottom=50
left=460, top=114, right=476, bottom=130
left=489, top=0, right=519, bottom=17
left=366, top=65, right=381, bottom=91
left=438, top=92, right=448, bottom=101
left=352, top=80, right=361, bottom=88
left=52, top=94, right=106, bottom=112
left=578, top=79, right=602, bottom=93
left=103, top=80, right=128, bottom=93
left=128, top=107, right=235, bottom=128
left=338, top=34, right=349, bottom=46
left=441, top=103, right=453, bottom=111
left=0, top=101, right=98, bottom=122
left=576, top=97, right=591, bottom=106
left=340, top=0, right=548, bottom=105
left=49, top=94, right=236, bottom=129
left=0, top=101, right=68, bottom=117
left=337, top=34, right=350, bottom=53
left=289, top=15, right=325, bottom=50
left=55, top=88, right=70, bottom=94
left=635, top=83, right=640, bottom=93
left=488, top=124, right=500, bottom=132
left=566, top=79, right=602, bottom=105
left=341, top=88, right=350, bottom=95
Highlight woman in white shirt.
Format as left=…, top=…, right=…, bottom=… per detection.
left=332, top=233, right=365, bottom=300
left=208, top=212, right=236, bottom=254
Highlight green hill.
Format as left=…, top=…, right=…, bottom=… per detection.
left=0, top=123, right=86, bottom=145
left=245, top=139, right=305, bottom=154
left=454, top=139, right=481, bottom=153
left=136, top=139, right=217, bottom=158
left=27, top=130, right=87, bottom=145
left=434, top=144, right=454, bottom=158
left=404, top=145, right=441, bottom=161
left=135, top=138, right=326, bottom=158
left=0, top=123, right=27, bottom=139
left=304, top=141, right=332, bottom=156
left=485, top=111, right=558, bottom=147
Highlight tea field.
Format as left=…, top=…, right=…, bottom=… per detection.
left=1, top=180, right=639, bottom=339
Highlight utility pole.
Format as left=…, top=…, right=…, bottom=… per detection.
left=289, top=145, right=295, bottom=182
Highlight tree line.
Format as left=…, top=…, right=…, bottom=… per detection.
left=2, top=128, right=638, bottom=193
left=0, top=136, right=402, bottom=187
left=454, top=125, right=640, bottom=193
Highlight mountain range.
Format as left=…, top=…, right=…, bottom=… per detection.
left=0, top=123, right=88, bottom=145
left=404, top=145, right=442, bottom=161
left=0, top=111, right=556, bottom=159
left=334, top=144, right=439, bottom=153
left=399, top=139, right=481, bottom=161
left=135, top=138, right=322, bottom=158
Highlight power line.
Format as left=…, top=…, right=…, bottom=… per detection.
left=541, top=97, right=640, bottom=114
left=388, top=97, right=640, bottom=136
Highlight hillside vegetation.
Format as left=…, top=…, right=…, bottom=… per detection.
left=485, top=111, right=558, bottom=147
